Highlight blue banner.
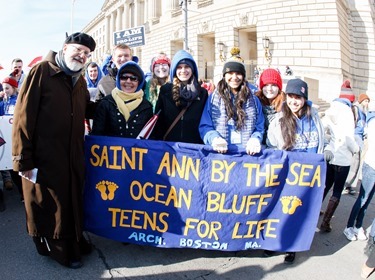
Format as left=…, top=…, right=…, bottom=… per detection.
left=84, top=136, right=326, bottom=252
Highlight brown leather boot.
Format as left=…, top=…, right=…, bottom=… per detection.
left=320, top=197, right=339, bottom=232
left=4, top=180, right=13, bottom=190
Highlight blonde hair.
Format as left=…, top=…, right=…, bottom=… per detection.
left=112, top=44, right=132, bottom=56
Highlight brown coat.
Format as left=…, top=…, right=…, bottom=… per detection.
left=12, top=51, right=90, bottom=240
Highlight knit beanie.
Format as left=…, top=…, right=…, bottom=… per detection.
left=222, top=47, right=246, bottom=77
left=116, top=61, right=145, bottom=92
left=259, top=68, right=282, bottom=90
left=222, top=61, right=246, bottom=77
left=339, top=79, right=355, bottom=102
left=285, top=78, right=308, bottom=99
left=2, top=77, right=18, bottom=88
left=152, top=53, right=171, bottom=70
left=358, top=93, right=370, bottom=104
left=178, top=59, right=195, bottom=72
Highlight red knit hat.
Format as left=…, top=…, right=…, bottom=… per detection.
left=339, top=79, right=355, bottom=102
left=259, top=68, right=282, bottom=90
left=2, top=77, right=18, bottom=88
left=152, top=53, right=171, bottom=70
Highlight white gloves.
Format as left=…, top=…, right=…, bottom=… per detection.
left=323, top=150, right=334, bottom=162
left=212, top=137, right=228, bottom=153
left=246, top=138, right=261, bottom=155
left=212, top=137, right=261, bottom=155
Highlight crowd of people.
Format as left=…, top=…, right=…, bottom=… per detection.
left=1, top=32, right=374, bottom=278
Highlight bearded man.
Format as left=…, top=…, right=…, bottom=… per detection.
left=12, top=32, right=96, bottom=269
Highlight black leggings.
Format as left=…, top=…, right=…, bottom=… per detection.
left=323, top=163, right=350, bottom=201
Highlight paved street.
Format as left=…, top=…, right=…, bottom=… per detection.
left=0, top=183, right=373, bottom=280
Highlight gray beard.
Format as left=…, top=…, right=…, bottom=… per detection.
left=66, top=60, right=83, bottom=72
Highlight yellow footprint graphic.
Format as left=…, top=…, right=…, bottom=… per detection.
left=107, top=182, right=118, bottom=200
left=96, top=180, right=108, bottom=200
left=280, top=196, right=292, bottom=214
left=288, top=196, right=302, bottom=214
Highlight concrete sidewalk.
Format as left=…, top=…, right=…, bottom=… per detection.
left=0, top=184, right=373, bottom=280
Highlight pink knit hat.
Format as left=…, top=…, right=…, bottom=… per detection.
left=339, top=79, right=355, bottom=102
left=259, top=68, right=282, bottom=90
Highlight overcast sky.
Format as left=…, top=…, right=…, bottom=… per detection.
left=0, top=0, right=103, bottom=76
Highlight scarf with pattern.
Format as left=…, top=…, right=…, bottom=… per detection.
left=211, top=91, right=257, bottom=144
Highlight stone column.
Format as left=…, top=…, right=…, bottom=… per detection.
left=116, top=7, right=123, bottom=32
left=106, top=15, right=111, bottom=51
left=134, top=0, right=143, bottom=26
left=148, top=0, right=158, bottom=21
left=124, top=2, right=130, bottom=29
left=164, top=0, right=179, bottom=11
left=110, top=12, right=116, bottom=47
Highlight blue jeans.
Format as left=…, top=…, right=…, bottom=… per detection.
left=323, top=163, right=350, bottom=200
left=347, top=163, right=375, bottom=228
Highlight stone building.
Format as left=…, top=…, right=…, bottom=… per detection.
left=83, top=0, right=375, bottom=102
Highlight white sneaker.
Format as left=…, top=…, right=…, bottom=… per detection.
left=354, top=227, right=368, bottom=241
left=344, top=227, right=357, bottom=241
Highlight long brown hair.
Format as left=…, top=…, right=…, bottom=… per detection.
left=149, top=74, right=169, bottom=106
left=255, top=89, right=285, bottom=112
left=172, top=77, right=182, bottom=106
left=216, top=78, right=249, bottom=130
left=280, top=100, right=311, bottom=150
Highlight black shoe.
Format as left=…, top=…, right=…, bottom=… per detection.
left=263, top=250, right=275, bottom=257
left=67, top=260, right=83, bottom=269
left=348, top=188, right=356, bottom=195
left=342, top=187, right=356, bottom=195
left=35, top=244, right=49, bottom=256
left=32, top=237, right=50, bottom=256
left=284, top=252, right=296, bottom=264
left=79, top=236, right=92, bottom=255
left=0, top=190, right=5, bottom=212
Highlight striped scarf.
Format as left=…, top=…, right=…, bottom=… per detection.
left=210, top=91, right=257, bottom=144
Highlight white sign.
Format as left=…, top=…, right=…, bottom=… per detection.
left=113, top=26, right=145, bottom=47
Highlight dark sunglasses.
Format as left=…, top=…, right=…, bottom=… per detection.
left=120, top=75, right=139, bottom=82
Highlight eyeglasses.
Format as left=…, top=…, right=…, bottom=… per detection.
left=120, top=75, right=139, bottom=82
left=69, top=45, right=92, bottom=58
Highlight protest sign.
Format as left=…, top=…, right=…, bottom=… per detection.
left=113, top=26, right=145, bottom=47
left=84, top=136, right=326, bottom=252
